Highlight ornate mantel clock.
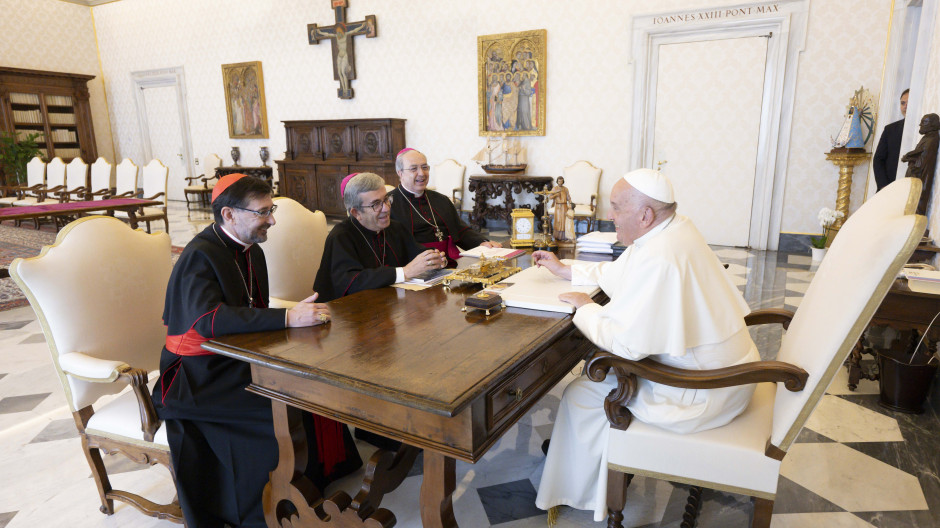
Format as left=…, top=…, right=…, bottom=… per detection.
left=510, top=208, right=536, bottom=248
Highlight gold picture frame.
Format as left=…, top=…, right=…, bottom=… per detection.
left=478, top=29, right=546, bottom=137
left=222, top=61, right=269, bottom=139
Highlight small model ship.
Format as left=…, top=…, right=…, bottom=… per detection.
left=443, top=255, right=521, bottom=287
left=472, top=135, right=527, bottom=174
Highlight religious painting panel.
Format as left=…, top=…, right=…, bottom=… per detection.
left=221, top=61, right=269, bottom=139
left=477, top=29, right=547, bottom=137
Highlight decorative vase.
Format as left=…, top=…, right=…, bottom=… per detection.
left=811, top=247, right=827, bottom=261
left=231, top=146, right=241, bottom=166
left=259, top=146, right=269, bottom=167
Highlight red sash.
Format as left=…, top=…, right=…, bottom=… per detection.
left=422, top=236, right=461, bottom=267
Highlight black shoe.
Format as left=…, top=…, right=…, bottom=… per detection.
left=541, top=438, right=550, bottom=455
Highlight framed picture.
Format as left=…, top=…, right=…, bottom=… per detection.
left=222, top=61, right=269, bottom=139
left=478, top=29, right=546, bottom=137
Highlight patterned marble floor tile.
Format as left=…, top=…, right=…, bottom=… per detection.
left=804, top=395, right=903, bottom=443
left=825, top=367, right=880, bottom=396
left=477, top=479, right=543, bottom=524
left=770, top=512, right=876, bottom=527
left=853, top=508, right=940, bottom=528
left=28, top=418, right=77, bottom=444
left=0, top=512, right=15, bottom=528
left=0, top=321, right=30, bottom=331
left=771, top=476, right=844, bottom=514
left=780, top=443, right=928, bottom=512
left=0, top=374, right=5, bottom=382
left=17, top=333, right=45, bottom=345
left=642, top=485, right=751, bottom=528
left=793, top=428, right=836, bottom=444
left=0, top=394, right=50, bottom=414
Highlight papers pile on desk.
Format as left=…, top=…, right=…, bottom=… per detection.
left=459, top=246, right=526, bottom=259
left=576, top=231, right=619, bottom=254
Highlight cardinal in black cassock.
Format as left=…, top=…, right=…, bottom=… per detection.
left=152, top=174, right=361, bottom=528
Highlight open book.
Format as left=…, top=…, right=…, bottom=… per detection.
left=498, top=260, right=600, bottom=314
left=459, top=246, right=526, bottom=259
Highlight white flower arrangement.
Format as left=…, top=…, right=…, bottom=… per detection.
left=811, top=207, right=845, bottom=249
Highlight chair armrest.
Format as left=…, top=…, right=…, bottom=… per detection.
left=584, top=351, right=808, bottom=430
left=590, top=194, right=596, bottom=210
left=59, top=352, right=129, bottom=381
left=142, top=192, right=165, bottom=201
left=184, top=174, right=202, bottom=184
left=745, top=308, right=795, bottom=330
left=59, top=352, right=161, bottom=442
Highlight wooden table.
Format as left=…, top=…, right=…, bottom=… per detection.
left=0, top=198, right=162, bottom=230
left=847, top=278, right=940, bottom=389
left=468, top=175, right=553, bottom=230
left=204, top=277, right=597, bottom=527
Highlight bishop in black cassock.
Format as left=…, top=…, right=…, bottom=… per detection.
left=390, top=148, right=501, bottom=266
left=152, top=175, right=361, bottom=528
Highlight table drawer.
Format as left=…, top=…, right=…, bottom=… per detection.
left=486, top=328, right=588, bottom=430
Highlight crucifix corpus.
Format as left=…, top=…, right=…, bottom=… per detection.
left=307, top=0, right=377, bottom=99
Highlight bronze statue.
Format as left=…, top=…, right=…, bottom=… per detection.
left=901, top=113, right=939, bottom=216
left=547, top=176, right=575, bottom=242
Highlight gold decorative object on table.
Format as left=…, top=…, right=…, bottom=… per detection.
left=825, top=86, right=876, bottom=231
left=443, top=256, right=521, bottom=287
left=510, top=207, right=536, bottom=248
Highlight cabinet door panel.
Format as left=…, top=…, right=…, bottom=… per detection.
left=355, top=124, right=391, bottom=162
left=316, top=165, right=348, bottom=216
left=320, top=125, right=354, bottom=162
left=290, top=126, right=321, bottom=160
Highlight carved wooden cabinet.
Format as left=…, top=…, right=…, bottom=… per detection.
left=0, top=68, right=98, bottom=183
left=276, top=118, right=405, bottom=218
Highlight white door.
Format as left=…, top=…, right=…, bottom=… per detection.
left=142, top=86, right=186, bottom=201
left=653, top=37, right=767, bottom=247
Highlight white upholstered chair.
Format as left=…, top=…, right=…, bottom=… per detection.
left=431, top=159, right=466, bottom=210
left=114, top=158, right=139, bottom=198
left=183, top=153, right=222, bottom=212
left=562, top=161, right=602, bottom=235
left=260, top=197, right=328, bottom=308
left=63, top=156, right=89, bottom=202
left=1, top=156, right=45, bottom=207
left=589, top=177, right=925, bottom=528
left=116, top=159, right=168, bottom=232
left=10, top=215, right=182, bottom=524
left=18, top=156, right=65, bottom=206
left=86, top=157, right=113, bottom=201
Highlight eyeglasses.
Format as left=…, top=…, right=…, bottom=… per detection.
left=362, top=194, right=394, bottom=212
left=233, top=204, right=278, bottom=218
left=403, top=165, right=431, bottom=174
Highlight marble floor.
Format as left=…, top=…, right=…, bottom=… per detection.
left=0, top=201, right=938, bottom=527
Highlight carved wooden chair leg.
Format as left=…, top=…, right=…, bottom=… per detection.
left=80, top=434, right=115, bottom=515
left=680, top=486, right=703, bottom=528
left=606, top=470, right=634, bottom=528
left=751, top=497, right=774, bottom=528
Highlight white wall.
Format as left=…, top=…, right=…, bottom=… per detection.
left=0, top=0, right=115, bottom=162
left=88, top=0, right=898, bottom=239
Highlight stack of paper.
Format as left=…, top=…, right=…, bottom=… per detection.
left=576, top=231, right=618, bottom=254
left=459, top=246, right=526, bottom=259
left=405, top=268, right=453, bottom=285
left=499, top=260, right=600, bottom=314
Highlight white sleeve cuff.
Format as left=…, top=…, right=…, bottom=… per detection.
left=396, top=267, right=405, bottom=283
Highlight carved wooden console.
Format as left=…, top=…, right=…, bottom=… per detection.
left=468, top=174, right=553, bottom=230
left=276, top=119, right=405, bottom=218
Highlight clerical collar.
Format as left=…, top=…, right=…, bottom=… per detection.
left=218, top=224, right=251, bottom=250
left=400, top=185, right=423, bottom=198
left=634, top=213, right=676, bottom=249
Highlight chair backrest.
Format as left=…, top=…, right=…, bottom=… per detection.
left=25, top=156, right=45, bottom=190
left=563, top=160, right=602, bottom=206
left=46, top=157, right=66, bottom=189
left=142, top=159, right=168, bottom=205
left=10, top=216, right=171, bottom=412
left=771, top=177, right=925, bottom=451
left=203, top=153, right=222, bottom=180
left=89, top=157, right=112, bottom=195
left=66, top=157, right=88, bottom=191
left=432, top=159, right=465, bottom=200
left=115, top=158, right=139, bottom=197
left=260, top=197, right=328, bottom=302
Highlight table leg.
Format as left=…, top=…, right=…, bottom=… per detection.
left=352, top=445, right=421, bottom=519
left=126, top=209, right=141, bottom=230
left=420, top=451, right=458, bottom=528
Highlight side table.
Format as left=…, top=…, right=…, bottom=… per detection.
left=468, top=174, right=553, bottom=230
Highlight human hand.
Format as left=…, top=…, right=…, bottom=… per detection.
left=481, top=241, right=503, bottom=248
left=286, top=293, right=332, bottom=327
left=532, top=251, right=571, bottom=280
left=558, top=292, right=594, bottom=309
left=403, top=249, right=447, bottom=280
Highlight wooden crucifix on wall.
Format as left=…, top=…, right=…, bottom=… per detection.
left=307, top=0, right=377, bottom=99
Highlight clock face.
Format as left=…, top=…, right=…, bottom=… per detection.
left=515, top=218, right=532, bottom=234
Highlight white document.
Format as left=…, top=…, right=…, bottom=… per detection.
left=499, top=260, right=600, bottom=314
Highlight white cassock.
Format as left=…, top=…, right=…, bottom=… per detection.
left=535, top=214, right=760, bottom=521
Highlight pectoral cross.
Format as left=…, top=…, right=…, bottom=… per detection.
left=307, top=0, right=377, bottom=99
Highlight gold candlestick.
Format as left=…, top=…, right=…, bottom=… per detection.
left=824, top=149, right=871, bottom=229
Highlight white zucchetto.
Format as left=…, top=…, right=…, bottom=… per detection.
left=623, top=168, right=675, bottom=204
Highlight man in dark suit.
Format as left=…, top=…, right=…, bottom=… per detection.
left=873, top=89, right=909, bottom=191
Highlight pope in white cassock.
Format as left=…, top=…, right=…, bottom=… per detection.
left=533, top=169, right=760, bottom=522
